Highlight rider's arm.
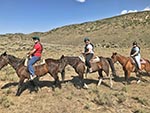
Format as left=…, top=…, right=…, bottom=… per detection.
left=131, top=51, right=138, bottom=57
left=28, top=48, right=36, bottom=56
left=131, top=47, right=139, bottom=57
left=85, top=48, right=92, bottom=55
left=85, top=45, right=93, bottom=55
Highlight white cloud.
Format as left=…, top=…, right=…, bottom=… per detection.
left=128, top=10, right=137, bottom=13
left=121, top=10, right=128, bottom=15
left=120, top=7, right=150, bottom=15
left=121, top=10, right=137, bottom=15
left=143, top=7, right=150, bottom=11
left=76, top=0, right=86, bottom=3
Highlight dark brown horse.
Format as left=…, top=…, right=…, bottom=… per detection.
left=0, top=52, right=67, bottom=96
left=61, top=56, right=116, bottom=88
left=111, top=52, right=150, bottom=84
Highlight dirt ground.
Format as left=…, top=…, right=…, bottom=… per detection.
left=0, top=46, right=150, bottom=113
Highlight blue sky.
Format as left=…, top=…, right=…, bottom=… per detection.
left=0, top=0, right=150, bottom=34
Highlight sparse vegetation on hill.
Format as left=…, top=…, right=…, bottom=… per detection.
left=1, top=11, right=150, bottom=48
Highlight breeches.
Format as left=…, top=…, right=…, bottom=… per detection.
left=134, top=56, right=141, bottom=69
left=85, top=53, right=94, bottom=68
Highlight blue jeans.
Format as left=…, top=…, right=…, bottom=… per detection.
left=28, top=56, right=40, bottom=76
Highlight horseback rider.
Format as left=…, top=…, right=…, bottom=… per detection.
left=130, top=41, right=141, bottom=72
left=27, top=36, right=43, bottom=80
left=83, top=37, right=94, bottom=73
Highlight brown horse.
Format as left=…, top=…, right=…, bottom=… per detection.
left=61, top=56, right=116, bottom=88
left=111, top=52, right=150, bottom=84
left=0, top=52, right=67, bottom=96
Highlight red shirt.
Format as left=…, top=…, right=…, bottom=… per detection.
left=33, top=42, right=43, bottom=57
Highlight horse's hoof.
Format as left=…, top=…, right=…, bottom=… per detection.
left=52, top=85, right=55, bottom=91
left=34, top=87, right=39, bottom=93
left=15, top=93, right=20, bottom=96
left=83, top=83, right=88, bottom=89
left=137, top=80, right=141, bottom=84
left=58, top=85, right=62, bottom=89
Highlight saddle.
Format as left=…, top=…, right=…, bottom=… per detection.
left=90, top=56, right=101, bottom=63
left=79, top=56, right=100, bottom=63
left=130, top=57, right=146, bottom=65
left=24, top=57, right=46, bottom=67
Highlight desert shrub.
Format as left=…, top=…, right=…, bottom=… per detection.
left=121, top=86, right=128, bottom=92
left=133, top=97, right=150, bottom=106
left=133, top=109, right=149, bottom=113
left=83, top=103, right=90, bottom=110
left=2, top=88, right=13, bottom=95
left=114, top=92, right=127, bottom=103
left=0, top=95, right=14, bottom=108
left=93, top=93, right=113, bottom=107
left=66, top=95, right=72, bottom=100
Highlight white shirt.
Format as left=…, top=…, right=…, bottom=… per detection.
left=86, top=44, right=94, bottom=54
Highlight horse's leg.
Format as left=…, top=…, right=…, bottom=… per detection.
left=30, top=77, right=40, bottom=92
left=97, top=69, right=103, bottom=86
left=53, top=73, right=61, bottom=89
left=61, top=69, right=65, bottom=83
left=79, top=72, right=88, bottom=89
left=124, top=70, right=130, bottom=84
left=16, top=78, right=25, bottom=96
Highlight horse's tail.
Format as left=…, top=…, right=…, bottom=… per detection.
left=106, top=57, right=116, bottom=77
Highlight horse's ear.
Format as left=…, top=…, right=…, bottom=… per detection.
left=2, top=51, right=7, bottom=56
left=60, top=55, right=64, bottom=59
left=113, top=52, right=117, bottom=55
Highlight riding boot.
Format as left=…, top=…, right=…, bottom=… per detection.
left=30, top=74, right=37, bottom=80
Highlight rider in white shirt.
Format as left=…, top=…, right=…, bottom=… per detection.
left=83, top=37, right=94, bottom=73
left=130, top=41, right=141, bottom=72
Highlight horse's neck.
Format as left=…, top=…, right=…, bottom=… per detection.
left=8, top=55, right=23, bottom=70
left=117, top=55, right=128, bottom=66
left=67, top=57, right=79, bottom=67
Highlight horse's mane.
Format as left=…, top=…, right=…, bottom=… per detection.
left=8, top=54, right=25, bottom=64
left=117, top=53, right=129, bottom=59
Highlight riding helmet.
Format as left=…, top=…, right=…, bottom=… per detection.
left=32, top=36, right=40, bottom=41
left=84, top=37, right=90, bottom=42
left=133, top=41, right=137, bottom=45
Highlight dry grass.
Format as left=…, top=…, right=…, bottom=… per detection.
left=0, top=43, right=150, bottom=113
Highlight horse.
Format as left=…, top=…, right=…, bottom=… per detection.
left=0, top=52, right=67, bottom=96
left=111, top=52, right=150, bottom=84
left=61, top=55, right=116, bottom=88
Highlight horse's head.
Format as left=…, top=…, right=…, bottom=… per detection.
left=111, top=52, right=118, bottom=63
left=0, top=52, right=9, bottom=70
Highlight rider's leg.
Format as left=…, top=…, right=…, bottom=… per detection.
left=86, top=54, right=93, bottom=72
left=135, top=56, right=141, bottom=70
left=28, top=56, right=40, bottom=79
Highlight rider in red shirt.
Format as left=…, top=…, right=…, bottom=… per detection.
left=27, top=36, right=43, bottom=80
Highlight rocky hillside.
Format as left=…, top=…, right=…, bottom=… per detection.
left=1, top=11, right=150, bottom=48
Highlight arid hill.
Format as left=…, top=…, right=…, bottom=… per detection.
left=1, top=11, right=150, bottom=48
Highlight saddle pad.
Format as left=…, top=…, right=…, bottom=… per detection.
left=140, top=59, right=146, bottom=64
left=90, top=56, right=100, bottom=63
left=79, top=56, right=85, bottom=62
